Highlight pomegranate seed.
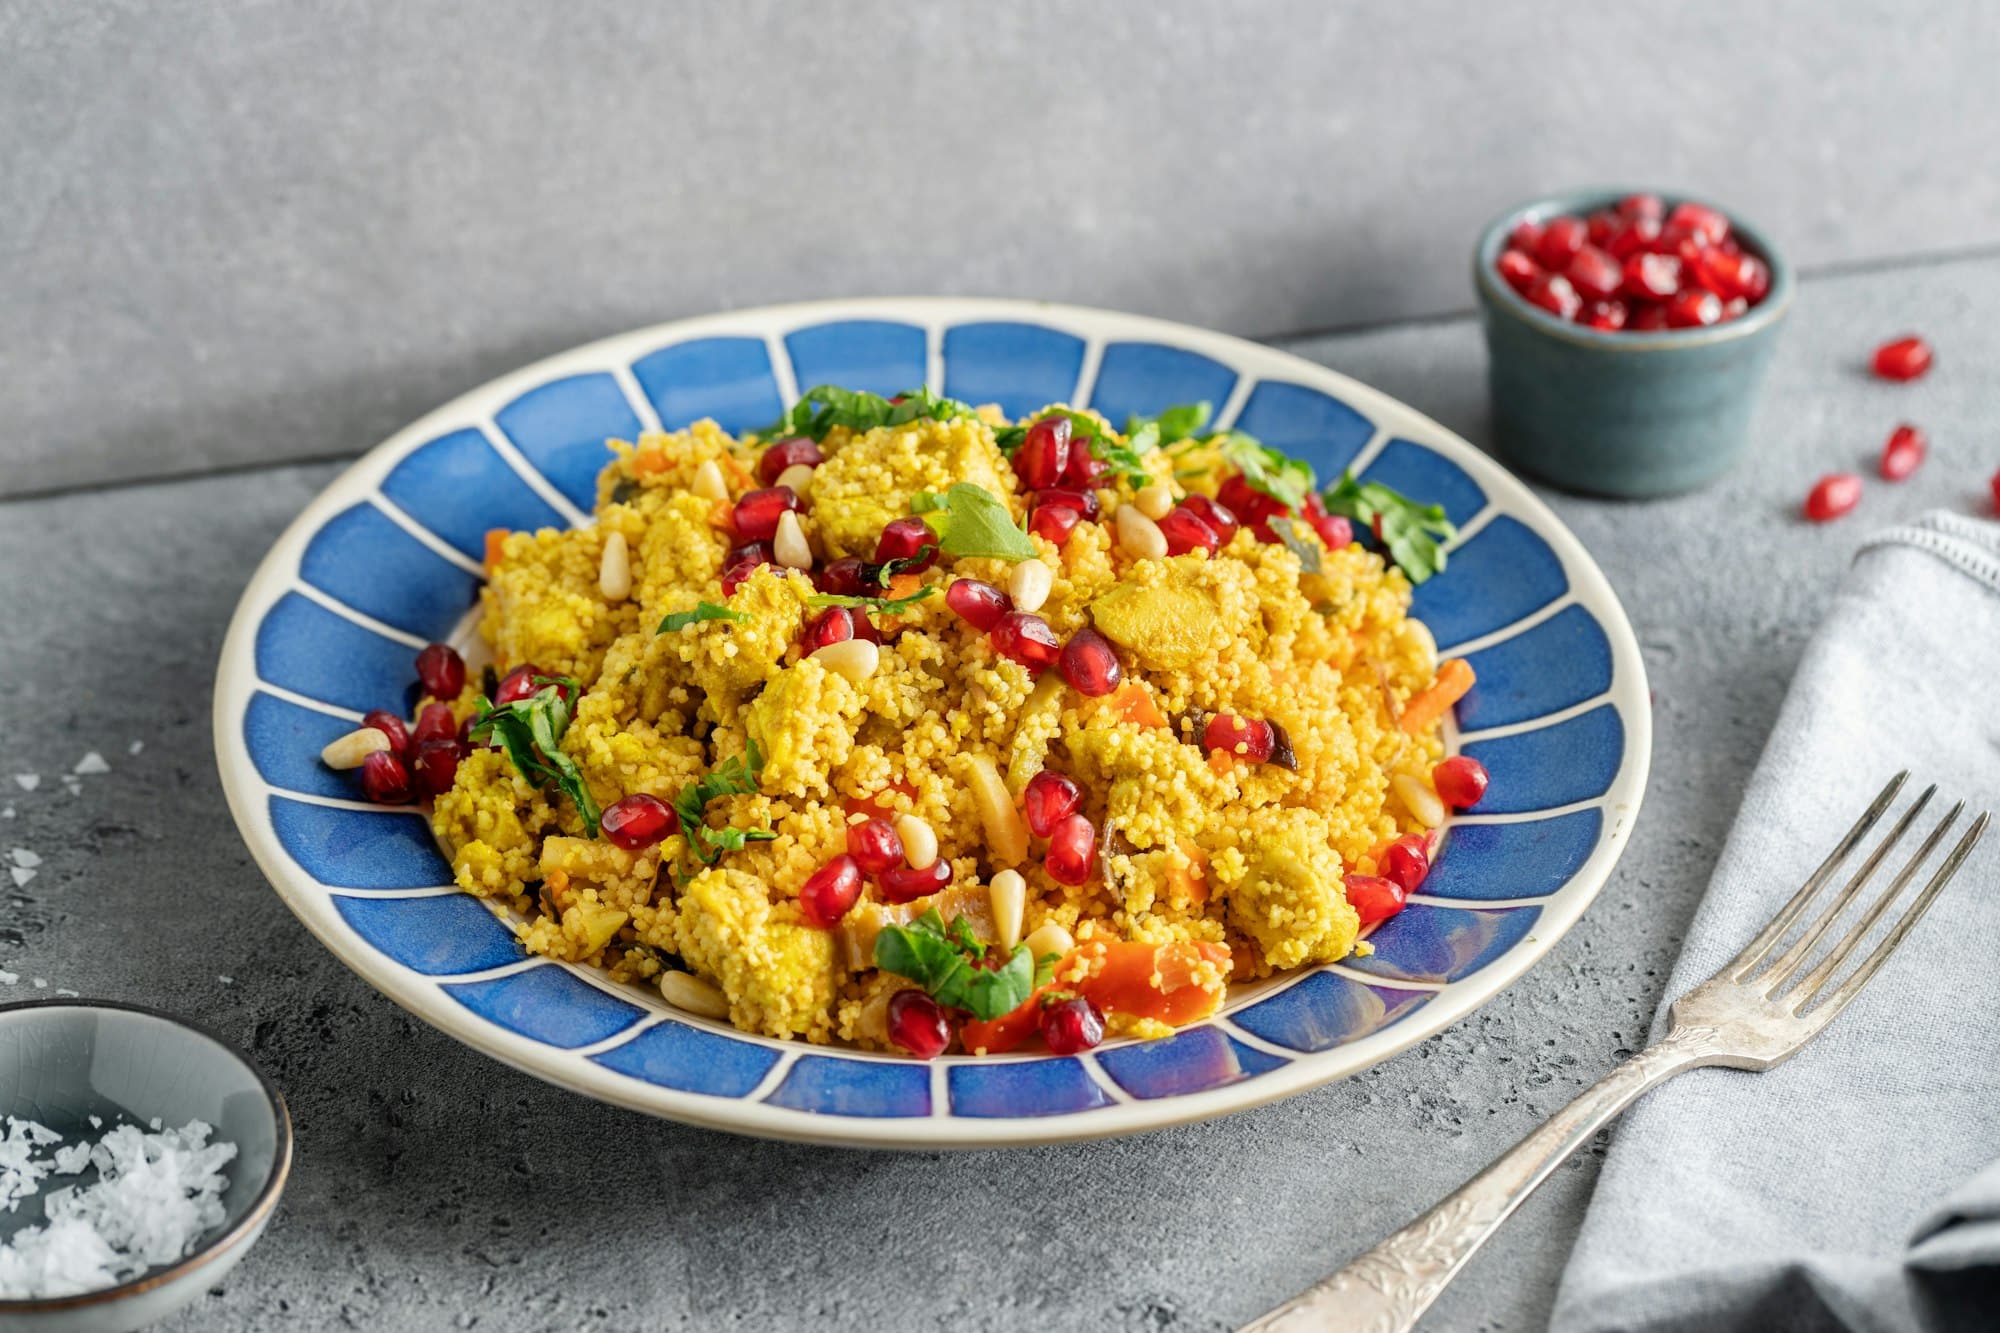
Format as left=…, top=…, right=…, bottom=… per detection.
left=1023, top=770, right=1082, bottom=839
left=1873, top=337, right=1933, bottom=382
left=1618, top=192, right=1664, bottom=221
left=1666, top=201, right=1730, bottom=247
left=886, top=989, right=951, bottom=1059
left=1495, top=249, right=1542, bottom=294
left=798, top=854, right=863, bottom=926
left=1058, top=627, right=1123, bottom=697
left=602, top=793, right=678, bottom=850
left=1433, top=756, right=1490, bottom=809
left=1628, top=302, right=1671, bottom=332
left=1311, top=513, right=1354, bottom=548
left=726, top=538, right=775, bottom=567
left=1343, top=873, right=1408, bottom=927
left=1578, top=299, right=1628, bottom=332
left=1585, top=210, right=1619, bottom=247
left=362, top=709, right=411, bottom=759
left=1030, top=503, right=1081, bottom=546
left=1623, top=252, right=1681, bottom=302
left=415, top=642, right=466, bottom=700
left=990, top=612, right=1061, bottom=671
left=1039, top=995, right=1106, bottom=1055
left=1605, top=214, right=1662, bottom=260
left=877, top=857, right=952, bottom=904
left=1713, top=250, right=1770, bottom=303
left=720, top=558, right=766, bottom=596
left=412, top=738, right=465, bottom=796
left=1380, top=834, right=1430, bottom=894
left=1533, top=215, right=1587, bottom=270
left=1014, top=416, right=1073, bottom=490
left=360, top=750, right=412, bottom=804
left=1990, top=467, right=2000, bottom=513
left=804, top=606, right=862, bottom=652
left=1034, top=486, right=1100, bottom=520
left=875, top=516, right=939, bottom=570
left=1665, top=288, right=1723, bottom=328
left=1181, top=494, right=1239, bottom=546
left=756, top=436, right=823, bottom=484
left=1879, top=425, right=1928, bottom=481
left=1722, top=297, right=1750, bottom=321
left=1204, top=714, right=1274, bottom=763
left=732, top=486, right=800, bottom=541
left=847, top=819, right=904, bottom=876
left=1508, top=217, right=1543, bottom=253
left=1803, top=472, right=1863, bottom=523
left=815, top=557, right=872, bottom=597
left=1217, top=474, right=1281, bottom=524
left=1044, top=813, right=1097, bottom=886
left=946, top=578, right=1011, bottom=631
left=1062, top=451, right=1110, bottom=488
left=1564, top=245, right=1623, bottom=301
left=411, top=702, right=457, bottom=748
left=1525, top=273, right=1582, bottom=320
left=1158, top=505, right=1221, bottom=556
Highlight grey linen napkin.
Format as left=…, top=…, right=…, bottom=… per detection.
left=1550, top=512, right=2000, bottom=1333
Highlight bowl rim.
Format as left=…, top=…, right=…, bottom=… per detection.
left=1472, top=186, right=1795, bottom=351
left=0, top=998, right=294, bottom=1313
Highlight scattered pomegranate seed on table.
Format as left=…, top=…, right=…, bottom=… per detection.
left=1803, top=472, right=1863, bottom=523
left=414, top=642, right=465, bottom=700
left=1039, top=995, right=1106, bottom=1055
left=1872, top=336, right=1934, bottom=382
left=887, top=989, right=951, bottom=1059
left=846, top=818, right=904, bottom=876
left=798, top=854, right=864, bottom=926
left=1878, top=425, right=1928, bottom=481
left=1989, top=467, right=2000, bottom=513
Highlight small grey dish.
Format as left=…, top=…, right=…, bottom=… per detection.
left=1473, top=188, right=1795, bottom=498
left=0, top=1001, right=291, bottom=1333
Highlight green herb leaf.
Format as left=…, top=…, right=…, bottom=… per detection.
left=909, top=490, right=949, bottom=514
left=1000, top=409, right=1154, bottom=486
left=468, top=678, right=602, bottom=837
left=1218, top=431, right=1316, bottom=510
left=1321, top=471, right=1457, bottom=584
left=1267, top=517, right=1324, bottom=574
left=806, top=585, right=937, bottom=614
left=916, top=482, right=1036, bottom=562
left=874, top=548, right=940, bottom=587
left=766, top=385, right=975, bottom=442
left=1126, top=401, right=1212, bottom=447
left=669, top=742, right=768, bottom=866
left=658, top=601, right=749, bottom=634
left=871, top=908, right=1043, bottom=1021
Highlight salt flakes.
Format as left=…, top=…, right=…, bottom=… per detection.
left=7, top=849, right=37, bottom=869
left=72, top=753, right=109, bottom=777
left=128, top=741, right=144, bottom=756
left=8, top=868, right=32, bottom=889
left=11, top=776, right=36, bottom=792
left=0, top=971, right=16, bottom=986
left=31, top=979, right=46, bottom=989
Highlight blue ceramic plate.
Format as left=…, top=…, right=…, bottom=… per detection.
left=213, top=299, right=1650, bottom=1147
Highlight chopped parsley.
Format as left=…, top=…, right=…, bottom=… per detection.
left=1126, top=401, right=1213, bottom=447
left=1218, top=430, right=1316, bottom=510
left=1267, top=517, right=1324, bottom=574
left=909, top=482, right=1036, bottom=562
left=467, top=677, right=602, bottom=838
left=766, top=385, right=975, bottom=442
left=872, top=908, right=1059, bottom=1021
left=658, top=601, right=748, bottom=633
left=1322, top=471, right=1457, bottom=584
left=669, top=742, right=772, bottom=866
left=807, top=585, right=937, bottom=615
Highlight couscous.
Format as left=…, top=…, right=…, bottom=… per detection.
left=321, top=387, right=1489, bottom=1058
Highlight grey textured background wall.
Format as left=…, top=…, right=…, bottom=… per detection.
left=6, top=0, right=2000, bottom=496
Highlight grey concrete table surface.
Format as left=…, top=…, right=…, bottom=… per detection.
left=2, top=255, right=1994, bottom=1332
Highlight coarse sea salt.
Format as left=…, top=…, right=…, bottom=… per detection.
left=72, top=753, right=109, bottom=777
left=0, top=1117, right=236, bottom=1299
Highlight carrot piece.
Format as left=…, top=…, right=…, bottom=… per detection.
left=1165, top=837, right=1209, bottom=906
left=1400, top=657, right=1475, bottom=735
left=706, top=498, right=737, bottom=532
left=631, top=448, right=672, bottom=476
left=718, top=452, right=756, bottom=490
left=886, top=573, right=924, bottom=603
left=1067, top=939, right=1230, bottom=1028
left=845, top=778, right=918, bottom=823
left=483, top=528, right=510, bottom=572
left=1104, top=680, right=1166, bottom=729
left=959, top=984, right=1053, bottom=1056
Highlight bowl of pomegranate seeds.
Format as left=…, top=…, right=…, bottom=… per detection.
left=1476, top=190, right=1794, bottom=497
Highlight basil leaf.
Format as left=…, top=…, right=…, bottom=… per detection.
left=1218, top=431, right=1316, bottom=510
left=659, top=602, right=748, bottom=634
left=1321, top=471, right=1457, bottom=584
left=1126, top=401, right=1212, bottom=446
left=467, top=678, right=602, bottom=837
left=1268, top=517, right=1324, bottom=574
left=669, top=742, right=768, bottom=866
left=806, top=585, right=936, bottom=614
left=766, top=385, right=975, bottom=442
left=872, top=908, right=1043, bottom=1021
left=919, top=482, right=1036, bottom=562
left=909, top=490, right=949, bottom=514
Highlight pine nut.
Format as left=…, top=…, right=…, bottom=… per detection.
left=320, top=727, right=394, bottom=770
left=1393, top=772, right=1447, bottom=829
left=1401, top=619, right=1438, bottom=675
left=1135, top=483, right=1174, bottom=520
left=965, top=754, right=1028, bottom=865
left=1116, top=506, right=1168, bottom=560
left=691, top=458, right=728, bottom=500
left=1007, top=558, right=1052, bottom=613
left=775, top=463, right=816, bottom=497
left=1022, top=922, right=1075, bottom=961
left=895, top=813, right=938, bottom=870
left=811, top=638, right=879, bottom=684
left=659, top=969, right=730, bottom=1019
left=987, top=869, right=1028, bottom=951
left=598, top=530, right=633, bottom=601
left=773, top=510, right=813, bottom=570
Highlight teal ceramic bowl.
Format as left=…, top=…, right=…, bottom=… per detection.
left=1473, top=189, right=1794, bottom=498
left=0, top=1001, right=291, bottom=1333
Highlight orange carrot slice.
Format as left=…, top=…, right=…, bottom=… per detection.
left=1400, top=657, right=1475, bottom=735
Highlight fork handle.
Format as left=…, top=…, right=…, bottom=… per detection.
left=1241, top=1024, right=1726, bottom=1333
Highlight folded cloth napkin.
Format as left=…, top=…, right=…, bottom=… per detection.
left=1550, top=512, right=2000, bottom=1333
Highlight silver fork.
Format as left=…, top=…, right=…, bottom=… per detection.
left=1242, top=773, right=1990, bottom=1333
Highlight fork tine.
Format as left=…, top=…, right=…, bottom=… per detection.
left=1726, top=771, right=1909, bottom=982
left=1758, top=784, right=1936, bottom=991
left=1802, top=811, right=1989, bottom=1024
left=1785, top=802, right=1962, bottom=1007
